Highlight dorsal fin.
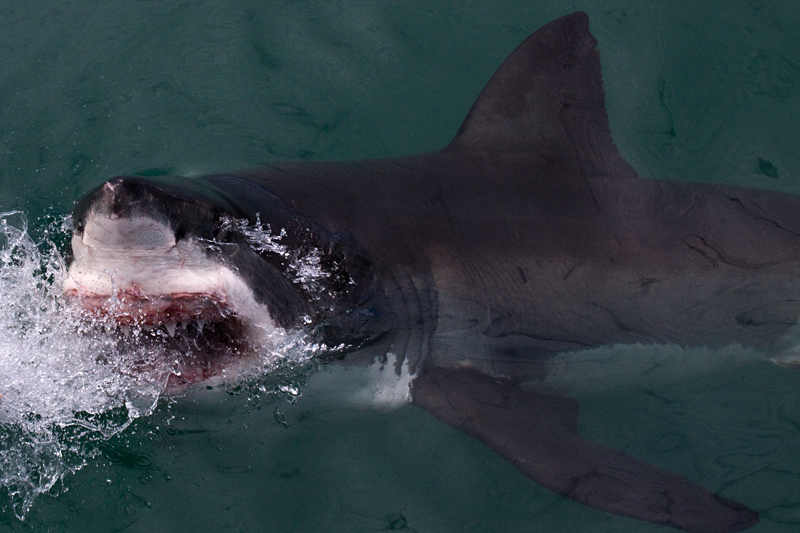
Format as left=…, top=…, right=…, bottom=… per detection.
left=448, top=12, right=627, bottom=177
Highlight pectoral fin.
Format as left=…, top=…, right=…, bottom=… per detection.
left=411, top=365, right=758, bottom=533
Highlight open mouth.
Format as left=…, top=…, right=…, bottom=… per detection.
left=63, top=184, right=291, bottom=388
left=66, top=289, right=236, bottom=330
left=64, top=288, right=258, bottom=388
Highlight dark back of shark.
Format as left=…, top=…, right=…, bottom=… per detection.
left=69, top=11, right=800, bottom=532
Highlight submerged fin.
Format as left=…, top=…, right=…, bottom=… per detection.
left=411, top=366, right=759, bottom=533
left=448, top=11, right=631, bottom=179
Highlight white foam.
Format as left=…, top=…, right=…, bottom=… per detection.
left=0, top=212, right=170, bottom=518
left=0, top=211, right=309, bottom=519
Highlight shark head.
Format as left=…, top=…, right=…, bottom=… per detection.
left=64, top=175, right=388, bottom=384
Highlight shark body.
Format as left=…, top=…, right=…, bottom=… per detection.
left=64, top=12, right=795, bottom=532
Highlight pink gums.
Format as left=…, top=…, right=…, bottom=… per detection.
left=64, top=288, right=250, bottom=388
left=63, top=287, right=233, bottom=325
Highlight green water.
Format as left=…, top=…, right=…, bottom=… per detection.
left=1, top=0, right=800, bottom=531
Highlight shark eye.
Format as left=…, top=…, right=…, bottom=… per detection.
left=76, top=220, right=85, bottom=233
left=174, top=226, right=187, bottom=241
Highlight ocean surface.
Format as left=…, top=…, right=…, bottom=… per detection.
left=1, top=1, right=799, bottom=531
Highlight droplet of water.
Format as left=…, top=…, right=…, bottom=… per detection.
left=0, top=211, right=317, bottom=519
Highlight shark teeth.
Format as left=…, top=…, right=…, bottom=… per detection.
left=105, top=319, right=217, bottom=338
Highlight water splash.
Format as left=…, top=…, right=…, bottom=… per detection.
left=219, top=213, right=328, bottom=293
left=0, top=212, right=316, bottom=519
left=0, top=211, right=159, bottom=517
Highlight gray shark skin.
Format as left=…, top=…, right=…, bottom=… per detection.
left=67, top=11, right=795, bottom=532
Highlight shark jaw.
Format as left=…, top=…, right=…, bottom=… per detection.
left=63, top=205, right=287, bottom=387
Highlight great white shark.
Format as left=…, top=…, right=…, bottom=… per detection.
left=62, top=11, right=798, bottom=532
